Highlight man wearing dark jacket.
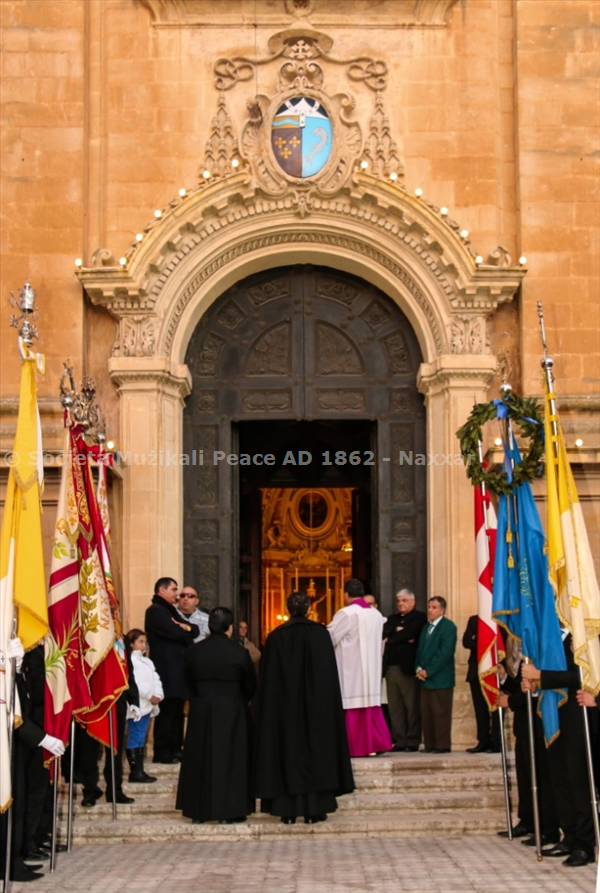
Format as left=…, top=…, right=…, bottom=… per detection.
left=254, top=591, right=355, bottom=824
left=145, top=577, right=198, bottom=764
left=462, top=614, right=500, bottom=753
left=383, top=589, right=427, bottom=752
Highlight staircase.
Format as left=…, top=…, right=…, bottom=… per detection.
left=65, top=752, right=513, bottom=843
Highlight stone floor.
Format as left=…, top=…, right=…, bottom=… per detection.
left=11, top=835, right=597, bottom=893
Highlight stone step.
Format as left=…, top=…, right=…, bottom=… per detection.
left=70, top=808, right=506, bottom=844
left=67, top=787, right=506, bottom=824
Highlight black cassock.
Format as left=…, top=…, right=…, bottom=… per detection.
left=176, top=633, right=256, bottom=822
left=254, top=615, right=355, bottom=818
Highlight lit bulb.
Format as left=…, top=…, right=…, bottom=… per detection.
left=74, top=258, right=83, bottom=267
left=202, top=170, right=211, bottom=179
left=154, top=209, right=162, bottom=218
left=136, top=233, right=143, bottom=242
left=106, top=440, right=115, bottom=450
left=119, top=257, right=127, bottom=266
left=460, top=229, right=469, bottom=239
left=179, top=187, right=187, bottom=197
left=575, top=438, right=584, bottom=448
left=231, top=158, right=239, bottom=168
left=360, top=160, right=368, bottom=170
left=415, top=188, right=423, bottom=197
left=440, top=206, right=448, bottom=216
left=475, top=255, right=483, bottom=265
left=494, top=437, right=503, bottom=447
left=283, top=615, right=289, bottom=621
left=276, top=614, right=282, bottom=621
left=389, top=171, right=397, bottom=181
left=519, top=256, right=527, bottom=265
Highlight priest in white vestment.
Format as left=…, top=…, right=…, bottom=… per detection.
left=327, top=579, right=393, bottom=757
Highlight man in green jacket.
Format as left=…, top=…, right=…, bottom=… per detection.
left=415, top=597, right=457, bottom=753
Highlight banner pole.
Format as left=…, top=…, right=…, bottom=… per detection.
left=108, top=708, right=117, bottom=821
left=502, top=386, right=542, bottom=862
left=3, top=633, right=17, bottom=892
left=67, top=716, right=76, bottom=852
left=49, top=758, right=59, bottom=873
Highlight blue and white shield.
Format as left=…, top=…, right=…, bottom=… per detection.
left=271, top=97, right=332, bottom=179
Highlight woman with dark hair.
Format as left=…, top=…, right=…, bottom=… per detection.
left=254, top=592, right=355, bottom=825
left=176, top=607, right=256, bottom=824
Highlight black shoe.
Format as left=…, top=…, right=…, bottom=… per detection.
left=392, top=745, right=404, bottom=752
left=431, top=748, right=451, bottom=754
left=497, top=822, right=531, bottom=839
left=81, top=796, right=97, bottom=807
left=404, top=746, right=419, bottom=752
left=153, top=754, right=179, bottom=764
left=172, top=751, right=183, bottom=763
left=38, top=841, right=67, bottom=853
left=22, top=846, right=49, bottom=862
left=466, top=743, right=490, bottom=753
left=218, top=817, right=246, bottom=824
left=106, top=792, right=135, bottom=804
left=542, top=842, right=571, bottom=857
left=563, top=848, right=594, bottom=867
left=522, top=832, right=559, bottom=847
left=10, top=860, right=44, bottom=882
left=304, top=815, right=327, bottom=824
left=422, top=748, right=434, bottom=753
left=281, top=817, right=296, bottom=825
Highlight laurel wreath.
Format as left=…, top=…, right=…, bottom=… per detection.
left=456, top=391, right=544, bottom=495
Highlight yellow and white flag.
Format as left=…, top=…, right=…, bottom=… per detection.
left=545, top=387, right=600, bottom=694
left=0, top=342, right=48, bottom=810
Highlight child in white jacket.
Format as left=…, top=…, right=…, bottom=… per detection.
left=126, top=628, right=164, bottom=783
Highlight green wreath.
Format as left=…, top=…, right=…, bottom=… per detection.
left=456, top=391, right=544, bottom=496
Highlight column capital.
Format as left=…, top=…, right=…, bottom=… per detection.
left=417, top=354, right=497, bottom=398
left=108, top=357, right=192, bottom=400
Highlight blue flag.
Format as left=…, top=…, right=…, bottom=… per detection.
left=492, top=442, right=567, bottom=745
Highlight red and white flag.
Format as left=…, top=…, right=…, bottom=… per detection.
left=475, top=484, right=504, bottom=707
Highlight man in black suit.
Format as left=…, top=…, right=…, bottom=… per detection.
left=145, top=577, right=198, bottom=764
left=383, top=589, right=427, bottom=752
left=462, top=614, right=500, bottom=753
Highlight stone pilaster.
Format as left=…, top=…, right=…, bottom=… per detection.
left=108, top=357, right=191, bottom=629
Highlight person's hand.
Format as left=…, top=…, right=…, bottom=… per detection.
left=129, top=705, right=142, bottom=722
left=497, top=665, right=507, bottom=682
left=576, top=689, right=596, bottom=708
left=6, top=637, right=24, bottom=671
left=521, top=662, right=540, bottom=681
left=497, top=693, right=509, bottom=709
left=40, top=734, right=65, bottom=757
left=416, top=668, right=427, bottom=681
left=521, top=677, right=536, bottom=693
left=172, top=618, right=191, bottom=632
left=150, top=695, right=162, bottom=705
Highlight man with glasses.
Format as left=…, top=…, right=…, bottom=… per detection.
left=177, top=587, right=210, bottom=643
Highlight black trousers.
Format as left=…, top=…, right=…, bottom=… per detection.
left=546, top=727, right=595, bottom=852
left=152, top=697, right=184, bottom=759
left=469, top=679, right=500, bottom=748
left=513, top=706, right=558, bottom=836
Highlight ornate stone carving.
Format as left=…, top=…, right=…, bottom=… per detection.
left=389, top=389, right=412, bottom=413
left=117, top=318, right=156, bottom=358
left=247, top=276, right=292, bottom=306
left=450, top=317, right=492, bottom=355
left=487, top=245, right=512, bottom=268
left=361, top=299, right=390, bottom=329
left=315, top=389, right=366, bottom=411
left=203, top=92, right=239, bottom=178
left=194, top=554, right=219, bottom=609
left=195, top=332, right=225, bottom=376
left=391, top=518, right=414, bottom=541
left=316, top=323, right=363, bottom=376
left=91, top=248, right=118, bottom=268
left=194, top=391, right=218, bottom=413
left=390, top=423, right=415, bottom=503
left=392, top=551, right=416, bottom=593
left=248, top=323, right=291, bottom=375
left=384, top=330, right=410, bottom=373
left=315, top=274, right=360, bottom=306
left=193, top=426, right=218, bottom=506
left=364, top=91, right=403, bottom=179
left=242, top=389, right=293, bottom=411
left=216, top=300, right=246, bottom=329
left=194, top=520, right=219, bottom=543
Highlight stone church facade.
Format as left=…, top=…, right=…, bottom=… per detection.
left=1, top=0, right=598, bottom=740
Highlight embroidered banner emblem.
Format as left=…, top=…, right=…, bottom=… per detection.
left=271, top=97, right=332, bottom=178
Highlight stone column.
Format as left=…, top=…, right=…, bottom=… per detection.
left=418, top=354, right=497, bottom=746
left=109, top=357, right=191, bottom=629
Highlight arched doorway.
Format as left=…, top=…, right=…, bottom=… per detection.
left=183, top=265, right=426, bottom=641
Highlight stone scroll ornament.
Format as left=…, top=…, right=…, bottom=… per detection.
left=456, top=390, right=545, bottom=496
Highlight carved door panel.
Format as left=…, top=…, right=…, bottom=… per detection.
left=184, top=265, right=427, bottom=616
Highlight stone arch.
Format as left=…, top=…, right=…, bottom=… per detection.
left=77, top=173, right=525, bottom=628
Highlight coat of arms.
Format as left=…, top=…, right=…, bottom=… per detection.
left=271, top=97, right=332, bottom=179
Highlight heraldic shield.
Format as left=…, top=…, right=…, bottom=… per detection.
left=271, top=97, right=332, bottom=179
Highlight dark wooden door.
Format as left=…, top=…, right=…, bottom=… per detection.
left=183, top=265, right=426, bottom=617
